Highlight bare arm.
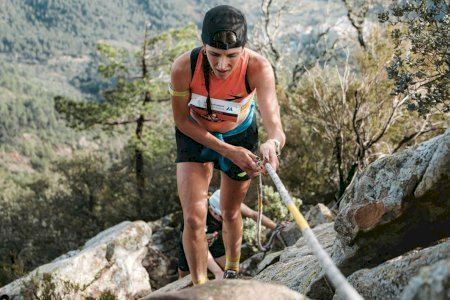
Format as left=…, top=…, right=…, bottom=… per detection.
left=240, top=203, right=277, bottom=230
left=206, top=251, right=224, bottom=279
left=247, top=51, right=286, bottom=171
left=170, top=52, right=260, bottom=176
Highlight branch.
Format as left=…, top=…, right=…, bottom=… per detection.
left=392, top=126, right=442, bottom=153
left=289, top=27, right=339, bottom=90
left=261, top=0, right=281, bottom=81
left=103, top=118, right=153, bottom=126
left=352, top=90, right=365, bottom=164
left=365, top=95, right=408, bottom=149
left=341, top=0, right=369, bottom=49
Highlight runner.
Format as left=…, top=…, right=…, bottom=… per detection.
left=170, top=5, right=285, bottom=284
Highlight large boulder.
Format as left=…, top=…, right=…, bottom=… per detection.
left=308, top=130, right=450, bottom=299
left=0, top=221, right=152, bottom=300
left=334, top=238, right=450, bottom=300
left=255, top=223, right=336, bottom=294
left=141, top=279, right=308, bottom=300
left=334, top=130, right=450, bottom=272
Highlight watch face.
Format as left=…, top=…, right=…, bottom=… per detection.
left=273, top=140, right=281, bottom=156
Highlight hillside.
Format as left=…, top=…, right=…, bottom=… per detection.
left=0, top=0, right=351, bottom=174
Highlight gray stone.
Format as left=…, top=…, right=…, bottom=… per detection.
left=152, top=275, right=193, bottom=294
left=333, top=238, right=450, bottom=300
left=240, top=252, right=265, bottom=277
left=279, top=221, right=302, bottom=247
left=257, top=251, right=283, bottom=274
left=143, top=247, right=178, bottom=290
left=305, top=203, right=335, bottom=228
left=256, top=223, right=336, bottom=294
left=401, top=256, right=450, bottom=300
left=147, top=212, right=181, bottom=258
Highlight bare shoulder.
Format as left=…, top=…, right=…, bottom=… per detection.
left=246, top=48, right=273, bottom=74
left=171, top=50, right=192, bottom=87
left=245, top=48, right=274, bottom=88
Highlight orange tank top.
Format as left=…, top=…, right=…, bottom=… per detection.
left=189, top=47, right=256, bottom=133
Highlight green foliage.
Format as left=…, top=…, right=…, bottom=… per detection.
left=261, top=185, right=303, bottom=222
left=98, top=290, right=117, bottom=300
left=379, top=0, right=449, bottom=115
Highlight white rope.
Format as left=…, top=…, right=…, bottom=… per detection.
left=264, top=163, right=364, bottom=300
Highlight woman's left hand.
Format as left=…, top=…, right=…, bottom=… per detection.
left=259, top=140, right=279, bottom=173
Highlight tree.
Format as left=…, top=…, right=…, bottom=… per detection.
left=281, top=29, right=445, bottom=203
left=378, top=0, right=449, bottom=115
left=54, top=23, right=197, bottom=214
left=341, top=0, right=372, bottom=50
left=252, top=0, right=291, bottom=84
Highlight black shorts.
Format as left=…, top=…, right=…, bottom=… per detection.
left=177, top=237, right=226, bottom=272
left=175, top=118, right=258, bottom=181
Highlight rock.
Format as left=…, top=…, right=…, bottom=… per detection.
left=333, top=238, right=450, bottom=300
left=309, top=130, right=450, bottom=299
left=0, top=221, right=152, bottom=300
left=257, top=251, right=283, bottom=274
left=256, top=223, right=336, bottom=294
left=147, top=212, right=182, bottom=258
left=401, top=256, right=450, bottom=300
left=335, top=130, right=450, bottom=271
left=145, top=212, right=182, bottom=289
left=143, top=247, right=178, bottom=290
left=153, top=275, right=193, bottom=294
left=240, top=252, right=265, bottom=277
left=141, top=279, right=308, bottom=300
left=305, top=203, right=335, bottom=228
left=279, top=221, right=302, bottom=247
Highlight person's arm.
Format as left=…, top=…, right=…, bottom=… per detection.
left=247, top=51, right=286, bottom=172
left=240, top=203, right=277, bottom=230
left=206, top=251, right=224, bottom=279
left=170, top=52, right=260, bottom=177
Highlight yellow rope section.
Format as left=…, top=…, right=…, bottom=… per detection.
left=287, top=202, right=309, bottom=231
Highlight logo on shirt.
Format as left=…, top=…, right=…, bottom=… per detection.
left=225, top=94, right=244, bottom=101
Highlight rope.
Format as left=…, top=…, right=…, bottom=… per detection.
left=256, top=171, right=267, bottom=251
left=256, top=172, right=286, bottom=252
left=264, top=163, right=364, bottom=300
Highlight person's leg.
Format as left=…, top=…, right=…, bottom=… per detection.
left=220, top=173, right=252, bottom=273
left=178, top=162, right=214, bottom=284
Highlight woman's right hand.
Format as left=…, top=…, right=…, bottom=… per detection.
left=225, top=146, right=262, bottom=178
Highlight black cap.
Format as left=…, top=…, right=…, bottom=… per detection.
left=201, top=5, right=247, bottom=50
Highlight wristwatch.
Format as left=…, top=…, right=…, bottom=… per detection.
left=272, top=139, right=281, bottom=156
